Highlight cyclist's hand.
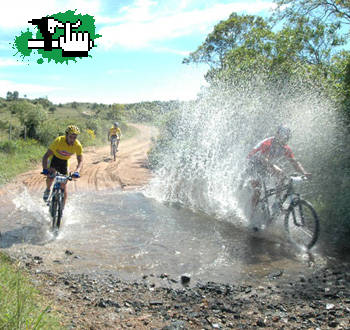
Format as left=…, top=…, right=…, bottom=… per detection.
left=303, top=172, right=312, bottom=179
left=271, top=164, right=284, bottom=176
left=42, top=169, right=49, bottom=175
left=72, top=171, right=80, bottom=178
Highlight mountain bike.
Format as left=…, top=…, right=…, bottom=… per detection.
left=42, top=172, right=72, bottom=234
left=254, top=174, right=320, bottom=250
left=111, top=136, right=119, bottom=161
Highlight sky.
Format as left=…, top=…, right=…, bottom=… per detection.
left=0, top=0, right=276, bottom=105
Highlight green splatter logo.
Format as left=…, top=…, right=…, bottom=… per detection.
left=12, top=10, right=101, bottom=64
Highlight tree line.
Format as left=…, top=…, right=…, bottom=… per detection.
left=150, top=0, right=350, bottom=251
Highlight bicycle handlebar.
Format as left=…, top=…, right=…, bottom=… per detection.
left=289, top=173, right=309, bottom=181
left=41, top=171, right=74, bottom=181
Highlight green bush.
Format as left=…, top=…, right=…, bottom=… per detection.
left=0, top=140, right=18, bottom=154
left=36, top=121, right=62, bottom=145
left=78, top=129, right=97, bottom=146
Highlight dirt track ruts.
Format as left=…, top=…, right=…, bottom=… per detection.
left=6, top=123, right=158, bottom=194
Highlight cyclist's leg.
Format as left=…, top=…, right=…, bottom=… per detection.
left=111, top=136, right=116, bottom=153
left=45, top=157, right=57, bottom=190
left=116, top=137, right=120, bottom=150
left=43, top=168, right=55, bottom=200
left=274, top=170, right=285, bottom=197
left=53, top=158, right=68, bottom=206
left=46, top=171, right=55, bottom=189
left=61, top=182, right=68, bottom=208
left=249, top=179, right=261, bottom=220
left=247, top=160, right=262, bottom=220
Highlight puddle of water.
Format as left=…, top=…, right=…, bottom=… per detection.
left=0, top=189, right=324, bottom=283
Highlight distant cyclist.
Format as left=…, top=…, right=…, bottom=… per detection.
left=246, top=125, right=311, bottom=223
left=42, top=125, right=83, bottom=205
left=108, top=122, right=122, bottom=155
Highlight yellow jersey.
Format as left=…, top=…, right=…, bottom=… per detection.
left=109, top=127, right=121, bottom=137
left=49, top=136, right=83, bottom=161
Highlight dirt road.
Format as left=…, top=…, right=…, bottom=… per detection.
left=9, top=123, right=157, bottom=193
left=1, top=123, right=349, bottom=329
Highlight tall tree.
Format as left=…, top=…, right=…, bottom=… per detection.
left=183, top=13, right=273, bottom=69
left=273, top=0, right=350, bottom=26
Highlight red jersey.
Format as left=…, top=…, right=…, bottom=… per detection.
left=248, top=137, right=294, bottom=162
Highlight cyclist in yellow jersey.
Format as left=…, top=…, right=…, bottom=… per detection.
left=108, top=122, right=122, bottom=155
left=42, top=125, right=83, bottom=205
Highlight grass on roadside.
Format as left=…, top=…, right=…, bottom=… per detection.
left=0, top=124, right=139, bottom=186
left=0, top=253, right=62, bottom=329
left=122, top=123, right=138, bottom=139
left=0, top=139, right=46, bottom=185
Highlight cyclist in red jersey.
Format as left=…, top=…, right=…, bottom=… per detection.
left=246, top=125, right=311, bottom=224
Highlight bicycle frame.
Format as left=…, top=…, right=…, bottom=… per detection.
left=253, top=174, right=319, bottom=249
left=110, top=136, right=119, bottom=161
left=46, top=173, right=70, bottom=206
left=258, top=175, right=302, bottom=222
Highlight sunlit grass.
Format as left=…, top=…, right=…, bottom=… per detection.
left=0, top=253, right=62, bottom=329
left=0, top=139, right=46, bottom=185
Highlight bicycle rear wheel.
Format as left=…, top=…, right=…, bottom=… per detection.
left=284, top=199, right=319, bottom=249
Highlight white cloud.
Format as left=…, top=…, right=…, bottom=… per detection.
left=0, top=79, right=63, bottom=98
left=0, top=58, right=25, bottom=67
left=98, top=1, right=276, bottom=49
left=38, top=65, right=208, bottom=104
left=146, top=65, right=208, bottom=101
left=119, top=0, right=158, bottom=22
left=152, top=47, right=189, bottom=56
left=0, top=0, right=101, bottom=30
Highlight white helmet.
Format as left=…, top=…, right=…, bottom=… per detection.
left=114, top=122, right=119, bottom=127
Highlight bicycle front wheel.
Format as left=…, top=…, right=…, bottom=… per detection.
left=56, top=192, right=64, bottom=229
left=50, top=194, right=58, bottom=230
left=112, top=144, right=117, bottom=161
left=284, top=199, right=319, bottom=249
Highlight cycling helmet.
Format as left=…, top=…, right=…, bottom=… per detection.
left=114, top=122, right=119, bottom=127
left=65, top=125, right=80, bottom=135
left=276, top=125, right=291, bottom=140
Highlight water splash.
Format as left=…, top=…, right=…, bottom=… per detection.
left=145, top=75, right=340, bottom=226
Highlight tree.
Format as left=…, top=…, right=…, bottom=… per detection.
left=183, top=11, right=341, bottom=88
left=49, top=106, right=57, bottom=113
left=107, top=103, right=124, bottom=122
left=12, top=91, right=19, bottom=100
left=33, top=97, right=52, bottom=108
left=6, top=91, right=20, bottom=101
left=183, top=13, right=273, bottom=69
left=21, top=104, right=47, bottom=139
left=10, top=101, right=47, bottom=138
left=273, top=0, right=350, bottom=26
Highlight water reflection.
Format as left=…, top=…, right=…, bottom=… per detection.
left=0, top=189, right=319, bottom=283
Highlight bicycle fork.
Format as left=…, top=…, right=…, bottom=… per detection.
left=288, top=195, right=304, bottom=227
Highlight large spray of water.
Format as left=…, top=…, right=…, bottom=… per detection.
left=146, top=74, right=340, bottom=227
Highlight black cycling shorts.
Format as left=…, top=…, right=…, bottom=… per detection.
left=49, top=155, right=68, bottom=175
